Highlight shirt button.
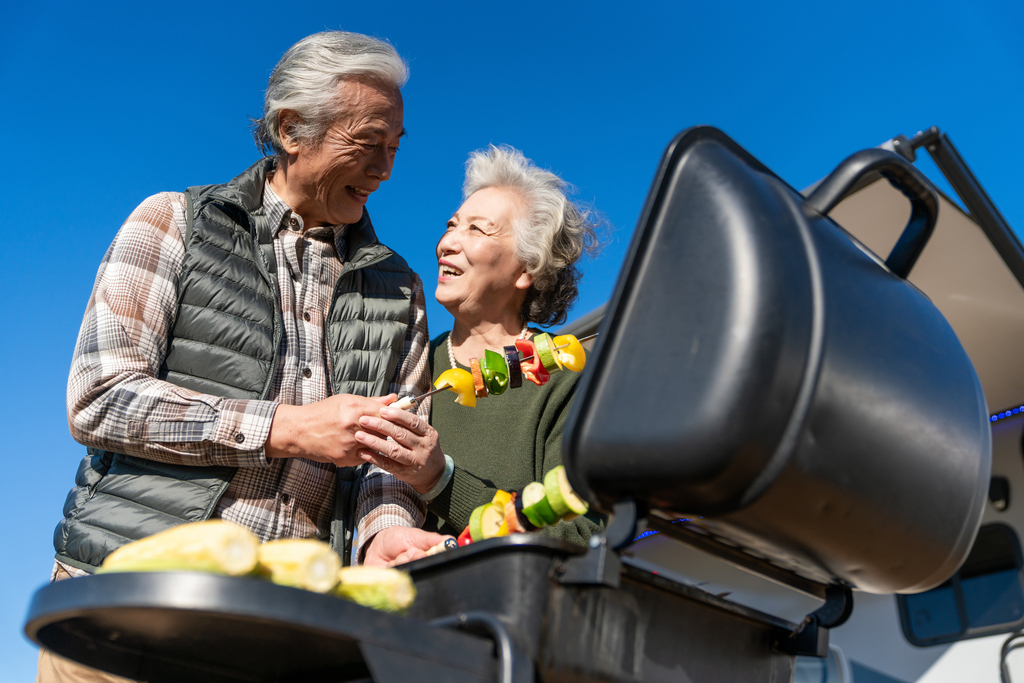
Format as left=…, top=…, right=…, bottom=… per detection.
left=234, top=433, right=245, bottom=443
left=303, top=312, right=311, bottom=322
left=280, top=493, right=291, bottom=505
left=288, top=217, right=300, bottom=230
left=302, top=368, right=312, bottom=379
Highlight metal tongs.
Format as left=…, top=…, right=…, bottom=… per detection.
left=394, top=332, right=598, bottom=411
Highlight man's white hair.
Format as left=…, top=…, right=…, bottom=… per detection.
left=255, top=31, right=408, bottom=156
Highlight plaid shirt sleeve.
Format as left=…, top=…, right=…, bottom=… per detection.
left=354, top=274, right=432, bottom=561
left=66, top=192, right=278, bottom=468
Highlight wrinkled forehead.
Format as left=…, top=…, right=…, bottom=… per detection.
left=453, top=186, right=528, bottom=234
left=332, top=77, right=405, bottom=136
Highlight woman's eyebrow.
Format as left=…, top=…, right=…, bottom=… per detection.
left=454, top=213, right=496, bottom=227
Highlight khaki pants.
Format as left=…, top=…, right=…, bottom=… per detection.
left=35, top=565, right=139, bottom=683
left=36, top=649, right=137, bottom=683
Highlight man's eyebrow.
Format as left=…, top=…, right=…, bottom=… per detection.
left=359, top=125, right=406, bottom=141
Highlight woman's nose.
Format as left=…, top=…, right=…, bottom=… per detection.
left=436, top=227, right=460, bottom=255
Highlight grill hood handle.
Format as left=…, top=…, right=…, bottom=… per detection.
left=806, top=148, right=939, bottom=279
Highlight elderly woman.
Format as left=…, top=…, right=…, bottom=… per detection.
left=356, top=145, right=603, bottom=547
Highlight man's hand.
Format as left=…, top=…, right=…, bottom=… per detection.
left=354, top=403, right=447, bottom=493
left=264, top=394, right=398, bottom=466
left=362, top=526, right=453, bottom=567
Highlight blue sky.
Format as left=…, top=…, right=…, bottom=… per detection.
left=2, top=0, right=1022, bottom=678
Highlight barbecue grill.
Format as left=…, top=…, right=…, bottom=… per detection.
left=25, top=127, right=992, bottom=683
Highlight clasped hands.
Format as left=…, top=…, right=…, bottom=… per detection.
left=265, top=393, right=446, bottom=493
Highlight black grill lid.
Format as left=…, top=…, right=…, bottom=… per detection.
left=564, top=127, right=991, bottom=593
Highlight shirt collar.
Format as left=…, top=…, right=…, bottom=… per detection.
left=263, top=179, right=346, bottom=246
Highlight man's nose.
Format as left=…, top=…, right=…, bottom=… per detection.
left=367, top=146, right=394, bottom=181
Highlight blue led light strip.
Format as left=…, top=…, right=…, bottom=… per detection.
left=990, top=405, right=1024, bottom=423
left=633, top=518, right=699, bottom=542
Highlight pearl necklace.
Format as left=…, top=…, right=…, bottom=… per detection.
left=448, top=325, right=531, bottom=369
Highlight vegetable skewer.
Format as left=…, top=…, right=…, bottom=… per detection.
left=446, top=466, right=587, bottom=548
left=396, top=333, right=598, bottom=411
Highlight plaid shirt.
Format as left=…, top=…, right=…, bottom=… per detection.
left=62, top=179, right=427, bottom=575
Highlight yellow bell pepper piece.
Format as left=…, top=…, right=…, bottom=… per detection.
left=434, top=368, right=477, bottom=408
left=491, top=489, right=513, bottom=508
left=552, top=334, right=587, bottom=373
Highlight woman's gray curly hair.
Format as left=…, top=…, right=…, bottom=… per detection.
left=463, top=145, right=604, bottom=327
left=254, top=31, right=408, bottom=156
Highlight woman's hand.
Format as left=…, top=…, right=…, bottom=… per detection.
left=355, top=403, right=447, bottom=494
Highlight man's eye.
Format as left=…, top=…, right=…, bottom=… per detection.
left=389, top=146, right=400, bottom=154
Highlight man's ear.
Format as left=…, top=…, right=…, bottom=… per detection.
left=515, top=270, right=535, bottom=291
left=278, top=110, right=303, bottom=156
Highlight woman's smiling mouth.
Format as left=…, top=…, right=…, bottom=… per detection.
left=439, top=263, right=463, bottom=279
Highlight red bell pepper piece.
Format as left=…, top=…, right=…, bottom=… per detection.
left=457, top=526, right=473, bottom=547
left=514, top=339, right=550, bottom=386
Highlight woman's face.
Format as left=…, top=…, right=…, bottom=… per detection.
left=435, top=186, right=534, bottom=320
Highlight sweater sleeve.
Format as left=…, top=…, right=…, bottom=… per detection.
left=533, top=373, right=605, bottom=546
left=426, top=464, right=498, bottom=533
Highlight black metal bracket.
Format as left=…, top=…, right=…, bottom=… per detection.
left=430, top=611, right=533, bottom=683
left=605, top=498, right=644, bottom=550
left=558, top=533, right=622, bottom=588
left=557, top=499, right=642, bottom=588
left=772, top=584, right=853, bottom=658
left=908, top=126, right=1024, bottom=290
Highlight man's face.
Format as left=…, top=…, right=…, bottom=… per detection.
left=283, top=78, right=404, bottom=226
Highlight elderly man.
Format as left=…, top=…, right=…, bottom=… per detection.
left=40, top=31, right=447, bottom=682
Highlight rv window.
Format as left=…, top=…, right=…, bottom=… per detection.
left=898, top=524, right=1024, bottom=646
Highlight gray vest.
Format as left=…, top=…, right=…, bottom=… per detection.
left=54, top=159, right=416, bottom=572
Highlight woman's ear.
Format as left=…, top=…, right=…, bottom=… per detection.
left=514, top=270, right=535, bottom=291
left=278, top=110, right=303, bottom=156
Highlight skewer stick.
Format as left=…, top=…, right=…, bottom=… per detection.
left=392, top=384, right=458, bottom=411
left=520, top=332, right=600, bottom=362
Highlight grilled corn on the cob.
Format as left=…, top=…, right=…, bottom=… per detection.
left=97, top=520, right=260, bottom=576
left=256, top=539, right=342, bottom=593
left=334, top=566, right=416, bottom=613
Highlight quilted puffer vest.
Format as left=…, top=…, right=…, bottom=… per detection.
left=54, top=159, right=416, bottom=572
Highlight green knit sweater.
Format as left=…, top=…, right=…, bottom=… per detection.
left=425, top=332, right=604, bottom=546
